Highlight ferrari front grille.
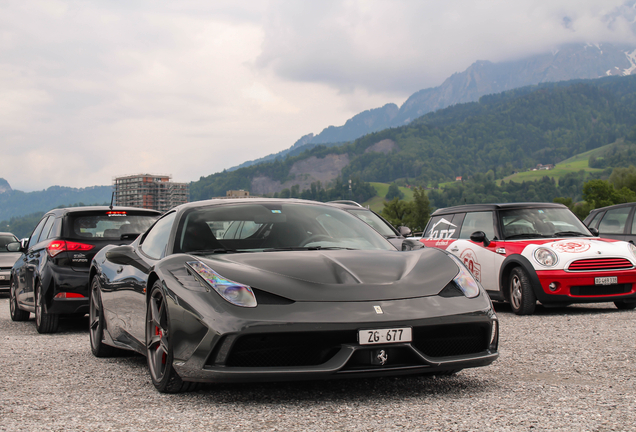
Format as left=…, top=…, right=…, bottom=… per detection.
left=222, top=331, right=355, bottom=367
left=568, top=258, right=633, bottom=272
left=411, top=324, right=489, bottom=358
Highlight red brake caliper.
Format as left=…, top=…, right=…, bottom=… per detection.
left=155, top=326, right=166, bottom=364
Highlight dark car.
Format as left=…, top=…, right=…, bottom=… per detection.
left=89, top=198, right=498, bottom=393
left=0, top=232, right=21, bottom=292
left=326, top=201, right=421, bottom=250
left=583, top=202, right=636, bottom=243
left=421, top=202, right=636, bottom=315
left=8, top=206, right=161, bottom=333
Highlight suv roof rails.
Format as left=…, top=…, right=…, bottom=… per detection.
left=328, top=200, right=363, bottom=207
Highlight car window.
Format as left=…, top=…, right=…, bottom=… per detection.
left=598, top=207, right=631, bottom=234
left=28, top=216, right=50, bottom=249
left=140, top=212, right=176, bottom=259
left=345, top=209, right=396, bottom=237
left=40, top=216, right=56, bottom=242
left=459, top=212, right=495, bottom=240
left=500, top=207, right=589, bottom=238
left=587, top=211, right=604, bottom=229
left=177, top=202, right=394, bottom=253
left=46, top=217, right=62, bottom=240
left=424, top=213, right=463, bottom=240
left=68, top=212, right=159, bottom=239
left=0, top=234, right=18, bottom=252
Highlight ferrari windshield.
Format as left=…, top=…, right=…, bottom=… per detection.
left=345, top=209, right=397, bottom=237
left=177, top=202, right=396, bottom=253
left=500, top=207, right=591, bottom=239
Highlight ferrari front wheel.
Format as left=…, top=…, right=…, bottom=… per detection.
left=509, top=267, right=536, bottom=315
left=145, top=281, right=197, bottom=393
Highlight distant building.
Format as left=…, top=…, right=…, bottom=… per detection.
left=455, top=176, right=462, bottom=181
left=226, top=190, right=250, bottom=198
left=114, top=174, right=188, bottom=212
left=536, top=164, right=554, bottom=170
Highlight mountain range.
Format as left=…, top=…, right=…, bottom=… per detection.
left=231, top=43, right=636, bottom=170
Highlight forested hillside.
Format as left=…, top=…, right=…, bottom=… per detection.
left=0, top=183, right=112, bottom=221
left=191, top=75, right=636, bottom=201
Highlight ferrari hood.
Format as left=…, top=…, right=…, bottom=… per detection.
left=189, top=248, right=461, bottom=302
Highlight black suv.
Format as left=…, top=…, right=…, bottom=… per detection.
left=8, top=206, right=160, bottom=333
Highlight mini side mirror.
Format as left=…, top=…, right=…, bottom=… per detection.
left=398, top=226, right=412, bottom=237
left=470, top=231, right=490, bottom=247
left=7, top=241, right=22, bottom=252
left=589, top=227, right=599, bottom=237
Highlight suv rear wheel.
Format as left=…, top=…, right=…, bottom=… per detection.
left=35, top=281, right=59, bottom=334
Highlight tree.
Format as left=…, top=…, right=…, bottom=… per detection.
left=381, top=198, right=413, bottom=227
left=385, top=183, right=404, bottom=200
left=406, top=187, right=431, bottom=232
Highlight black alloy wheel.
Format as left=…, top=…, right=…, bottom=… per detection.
left=9, top=278, right=29, bottom=321
left=145, top=281, right=197, bottom=393
left=35, top=281, right=59, bottom=334
left=89, top=277, right=117, bottom=357
left=509, top=267, right=536, bottom=316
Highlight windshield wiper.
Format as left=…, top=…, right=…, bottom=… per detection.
left=505, top=233, right=552, bottom=240
left=553, top=231, right=590, bottom=238
left=189, top=248, right=238, bottom=254
left=262, top=246, right=356, bottom=252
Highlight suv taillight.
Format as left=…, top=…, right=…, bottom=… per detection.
left=47, top=240, right=94, bottom=258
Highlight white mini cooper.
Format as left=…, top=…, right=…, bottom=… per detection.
left=421, top=202, right=636, bottom=315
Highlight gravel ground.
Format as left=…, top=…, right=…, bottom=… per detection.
left=1, top=296, right=635, bottom=432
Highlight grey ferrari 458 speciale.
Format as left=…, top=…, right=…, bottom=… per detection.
left=89, top=198, right=498, bottom=393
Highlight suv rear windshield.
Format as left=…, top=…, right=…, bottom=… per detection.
left=68, top=212, right=159, bottom=240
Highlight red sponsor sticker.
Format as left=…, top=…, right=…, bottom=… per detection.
left=459, top=249, right=481, bottom=282
left=551, top=240, right=591, bottom=254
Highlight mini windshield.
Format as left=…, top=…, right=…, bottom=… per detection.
left=177, top=202, right=396, bottom=253
left=500, top=208, right=591, bottom=239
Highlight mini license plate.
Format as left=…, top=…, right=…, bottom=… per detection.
left=595, top=276, right=618, bottom=285
left=359, top=327, right=412, bottom=345
left=0, top=275, right=6, bottom=280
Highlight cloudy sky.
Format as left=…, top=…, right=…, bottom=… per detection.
left=2, top=0, right=636, bottom=191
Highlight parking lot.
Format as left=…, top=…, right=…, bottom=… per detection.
left=1, top=295, right=635, bottom=431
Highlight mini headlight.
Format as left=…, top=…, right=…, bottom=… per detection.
left=629, top=243, right=636, bottom=260
left=448, top=254, right=480, bottom=298
left=186, top=261, right=257, bottom=307
left=534, top=247, right=558, bottom=267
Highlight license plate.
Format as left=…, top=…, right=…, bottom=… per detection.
left=359, top=327, right=412, bottom=345
left=595, top=276, right=618, bottom=285
left=0, top=275, right=5, bottom=280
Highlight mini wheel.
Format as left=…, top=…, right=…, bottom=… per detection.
left=509, top=267, right=536, bottom=315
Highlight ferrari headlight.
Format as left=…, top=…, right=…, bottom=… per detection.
left=629, top=243, right=636, bottom=260
left=186, top=261, right=257, bottom=308
left=534, top=247, right=558, bottom=267
left=448, top=254, right=480, bottom=298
